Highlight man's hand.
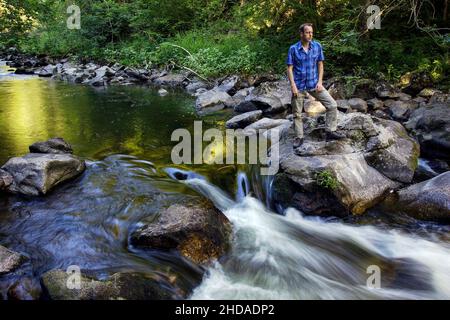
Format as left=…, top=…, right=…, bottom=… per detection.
left=315, top=82, right=324, bottom=92
left=291, top=85, right=299, bottom=97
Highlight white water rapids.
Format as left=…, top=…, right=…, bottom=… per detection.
left=182, top=177, right=450, bottom=300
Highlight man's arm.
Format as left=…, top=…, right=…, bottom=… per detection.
left=316, top=61, right=324, bottom=92
left=287, top=65, right=299, bottom=96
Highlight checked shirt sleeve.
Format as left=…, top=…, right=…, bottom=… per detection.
left=286, top=46, right=295, bottom=65
left=318, top=43, right=325, bottom=61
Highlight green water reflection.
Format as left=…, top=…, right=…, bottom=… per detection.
left=0, top=77, right=225, bottom=166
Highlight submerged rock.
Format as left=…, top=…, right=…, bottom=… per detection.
left=130, top=198, right=232, bottom=264
left=0, top=245, right=27, bottom=275
left=379, top=172, right=450, bottom=222
left=158, top=88, right=168, bottom=96
left=1, top=153, right=85, bottom=196
left=7, top=277, right=42, bottom=300
left=0, top=169, right=13, bottom=191
left=41, top=270, right=176, bottom=300
left=29, top=137, right=73, bottom=154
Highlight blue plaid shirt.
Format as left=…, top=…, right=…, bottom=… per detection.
left=286, top=40, right=325, bottom=91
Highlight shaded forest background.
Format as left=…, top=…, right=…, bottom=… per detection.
left=0, top=0, right=448, bottom=86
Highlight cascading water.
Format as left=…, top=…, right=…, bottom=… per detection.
left=179, top=173, right=450, bottom=300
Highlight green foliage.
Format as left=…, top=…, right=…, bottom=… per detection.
left=315, top=170, right=340, bottom=190
left=0, top=0, right=448, bottom=82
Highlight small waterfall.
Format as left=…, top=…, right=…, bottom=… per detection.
left=236, top=171, right=250, bottom=202
left=176, top=172, right=450, bottom=300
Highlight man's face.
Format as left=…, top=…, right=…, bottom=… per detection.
left=300, top=26, right=313, bottom=42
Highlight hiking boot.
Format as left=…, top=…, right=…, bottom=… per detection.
left=293, top=137, right=304, bottom=148
left=325, top=130, right=346, bottom=141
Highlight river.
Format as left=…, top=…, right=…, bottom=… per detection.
left=0, top=65, right=449, bottom=299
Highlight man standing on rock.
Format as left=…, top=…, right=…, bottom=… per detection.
left=287, top=23, right=345, bottom=148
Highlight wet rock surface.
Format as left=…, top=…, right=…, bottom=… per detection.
left=273, top=112, right=420, bottom=215
left=131, top=198, right=232, bottom=265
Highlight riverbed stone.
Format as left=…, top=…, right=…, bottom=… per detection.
left=41, top=270, right=176, bottom=300
left=186, top=80, right=208, bottom=94
left=405, top=101, right=450, bottom=160
left=35, top=64, right=56, bottom=77
left=29, top=137, right=73, bottom=154
left=387, top=100, right=411, bottom=121
left=1, top=153, right=86, bottom=196
left=158, top=88, right=168, bottom=96
left=375, top=82, right=400, bottom=99
left=0, top=245, right=27, bottom=275
left=0, top=169, right=13, bottom=191
left=347, top=98, right=368, bottom=113
left=153, top=72, right=187, bottom=87
left=336, top=99, right=350, bottom=112
left=130, top=199, right=232, bottom=264
left=7, top=277, right=42, bottom=300
left=367, top=98, right=384, bottom=110
left=217, top=75, right=240, bottom=95
left=226, top=110, right=263, bottom=129
left=195, top=88, right=234, bottom=114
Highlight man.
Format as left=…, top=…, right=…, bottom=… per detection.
left=286, top=23, right=345, bottom=148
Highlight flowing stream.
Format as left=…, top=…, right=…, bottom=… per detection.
left=0, top=66, right=449, bottom=299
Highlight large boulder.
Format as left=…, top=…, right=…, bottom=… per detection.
left=0, top=245, right=27, bottom=275
left=272, top=112, right=420, bottom=216
left=379, top=172, right=450, bottom=222
left=405, top=99, right=450, bottom=160
left=364, top=119, right=420, bottom=183
left=130, top=199, right=231, bottom=264
left=41, top=270, right=176, bottom=300
left=1, top=153, right=86, bottom=196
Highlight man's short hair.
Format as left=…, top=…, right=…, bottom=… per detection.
left=299, top=23, right=313, bottom=33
